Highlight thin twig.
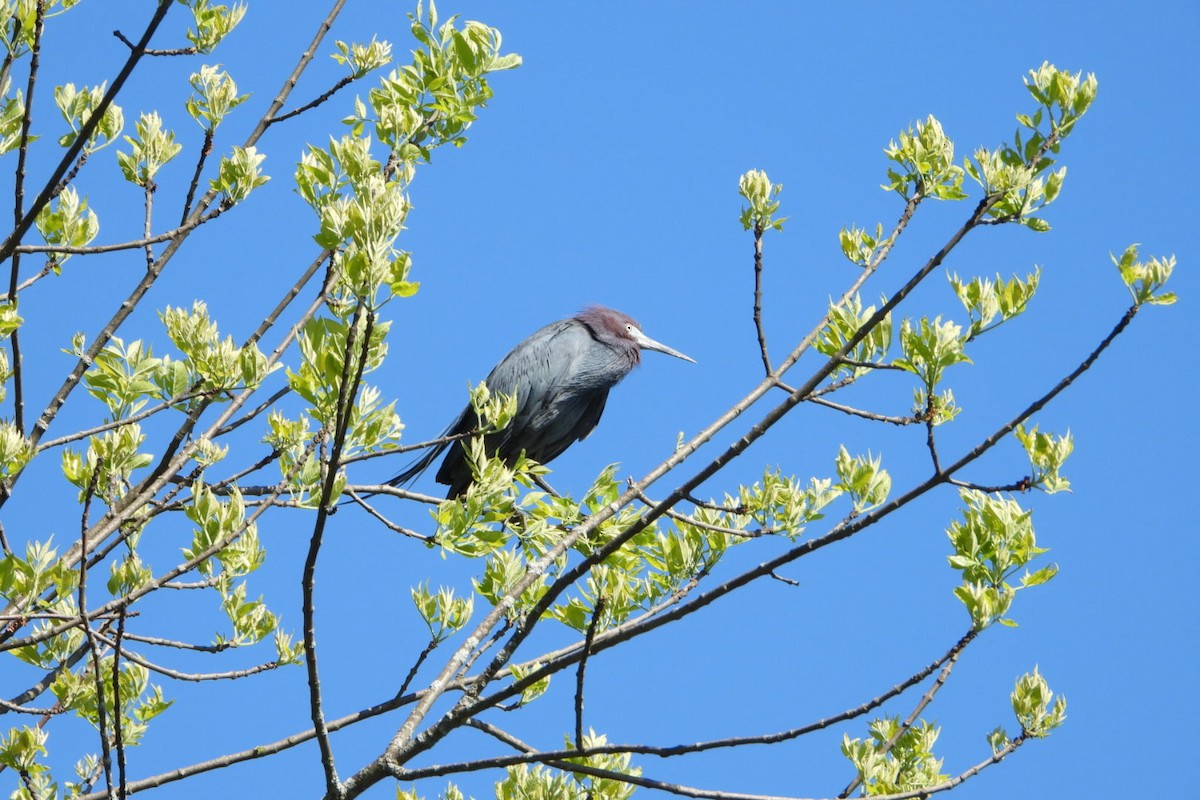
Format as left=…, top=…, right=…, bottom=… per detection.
left=344, top=491, right=435, bottom=541
left=212, top=386, right=292, bottom=437
left=92, top=631, right=281, bottom=682
left=112, top=29, right=196, bottom=56
left=36, top=388, right=223, bottom=452
left=464, top=717, right=537, bottom=753
left=454, top=619, right=512, bottom=685
left=835, top=357, right=905, bottom=372
left=141, top=180, right=155, bottom=270
left=923, top=393, right=943, bottom=473
left=117, top=631, right=233, bottom=652
left=180, top=128, right=214, bottom=224
left=398, top=639, right=440, bottom=700
left=632, top=487, right=765, bottom=539
left=266, top=73, right=358, bottom=127
left=341, top=427, right=478, bottom=467
left=946, top=476, right=1032, bottom=494
left=10, top=205, right=224, bottom=258
left=807, top=395, right=919, bottom=426
left=0, top=696, right=63, bottom=715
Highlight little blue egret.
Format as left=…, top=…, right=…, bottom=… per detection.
left=390, top=306, right=694, bottom=497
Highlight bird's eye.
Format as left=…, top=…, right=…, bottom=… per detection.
left=626, top=324, right=634, bottom=332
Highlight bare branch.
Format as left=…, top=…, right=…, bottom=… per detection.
left=92, top=631, right=282, bottom=682
left=112, top=28, right=196, bottom=57
left=344, top=491, right=436, bottom=541
left=266, top=73, right=358, bottom=127
left=36, top=388, right=224, bottom=452
left=5, top=205, right=225, bottom=298
left=117, top=631, right=233, bottom=653
left=180, top=128, right=215, bottom=224
left=806, top=395, right=920, bottom=426
left=0, top=696, right=62, bottom=716
left=752, top=226, right=771, bottom=373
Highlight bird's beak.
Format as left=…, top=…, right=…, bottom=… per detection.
left=631, top=328, right=696, bottom=363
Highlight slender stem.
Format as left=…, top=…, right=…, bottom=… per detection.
left=574, top=597, right=605, bottom=749
left=112, top=29, right=195, bottom=57
left=9, top=205, right=223, bottom=259
left=141, top=180, right=156, bottom=269
left=752, top=225, right=771, bottom=374
left=180, top=128, right=214, bottom=224
left=91, top=630, right=282, bottom=682
left=78, top=463, right=115, bottom=799
left=266, top=73, right=357, bottom=127
left=35, top=388, right=223, bottom=452
left=807, top=395, right=919, bottom=426
left=925, top=407, right=942, bottom=473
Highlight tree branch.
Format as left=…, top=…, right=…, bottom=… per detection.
left=574, top=596, right=604, bottom=749
left=303, top=303, right=375, bottom=799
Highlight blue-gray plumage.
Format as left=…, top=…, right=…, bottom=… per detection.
left=390, top=306, right=694, bottom=498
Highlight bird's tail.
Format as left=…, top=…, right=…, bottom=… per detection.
left=387, top=439, right=449, bottom=487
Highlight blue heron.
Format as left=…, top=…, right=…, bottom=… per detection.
left=390, top=306, right=695, bottom=497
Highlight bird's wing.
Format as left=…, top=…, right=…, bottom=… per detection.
left=482, top=319, right=596, bottom=462
left=420, top=320, right=581, bottom=494
left=498, top=321, right=626, bottom=464
left=406, top=319, right=610, bottom=496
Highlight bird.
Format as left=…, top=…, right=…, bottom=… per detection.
left=389, top=306, right=695, bottom=498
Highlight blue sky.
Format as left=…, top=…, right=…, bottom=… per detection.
left=5, top=2, right=1197, bottom=799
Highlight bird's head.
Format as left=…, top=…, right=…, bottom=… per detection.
left=576, top=306, right=696, bottom=365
